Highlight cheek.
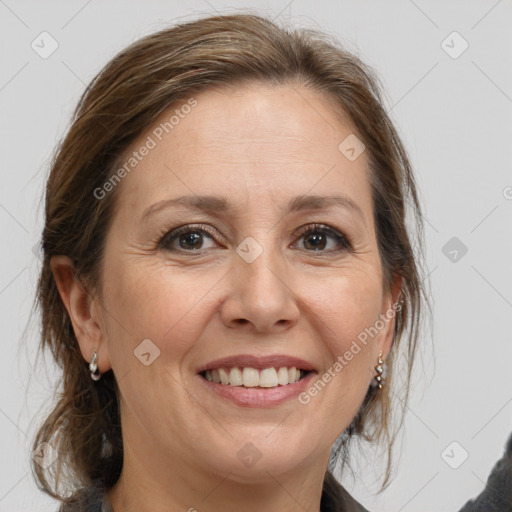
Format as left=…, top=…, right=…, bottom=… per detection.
left=303, top=268, right=384, bottom=346
left=101, top=260, right=221, bottom=368
left=299, top=270, right=384, bottom=409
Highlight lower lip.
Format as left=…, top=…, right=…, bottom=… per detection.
left=197, top=372, right=317, bottom=407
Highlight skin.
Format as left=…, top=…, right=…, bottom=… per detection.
left=51, top=83, right=400, bottom=512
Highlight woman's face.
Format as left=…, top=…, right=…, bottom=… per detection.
left=94, top=83, right=396, bottom=481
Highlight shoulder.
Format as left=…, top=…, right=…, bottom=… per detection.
left=457, top=431, right=512, bottom=512
left=58, top=473, right=369, bottom=512
left=322, top=471, right=371, bottom=512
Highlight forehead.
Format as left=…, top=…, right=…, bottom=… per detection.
left=111, top=83, right=372, bottom=220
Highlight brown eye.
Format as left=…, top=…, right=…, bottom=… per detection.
left=294, top=224, right=351, bottom=253
left=177, top=231, right=204, bottom=250
left=303, top=231, right=328, bottom=250
left=159, top=225, right=219, bottom=252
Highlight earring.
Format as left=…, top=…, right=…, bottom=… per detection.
left=374, top=351, right=384, bottom=389
left=89, top=350, right=101, bottom=381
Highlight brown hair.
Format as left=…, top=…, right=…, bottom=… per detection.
left=31, top=12, right=428, bottom=507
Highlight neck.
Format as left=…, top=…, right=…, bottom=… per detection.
left=107, top=436, right=328, bottom=512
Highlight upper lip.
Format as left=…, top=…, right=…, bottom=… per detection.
left=196, top=354, right=317, bottom=373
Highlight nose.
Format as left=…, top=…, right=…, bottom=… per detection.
left=220, top=246, right=300, bottom=333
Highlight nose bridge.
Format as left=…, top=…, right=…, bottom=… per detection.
left=221, top=231, right=300, bottom=331
left=238, top=231, right=289, bottom=299
left=241, top=239, right=284, bottom=290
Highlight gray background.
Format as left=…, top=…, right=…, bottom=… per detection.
left=1, top=1, right=511, bottom=510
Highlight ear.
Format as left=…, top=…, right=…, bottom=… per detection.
left=50, top=255, right=112, bottom=374
left=379, top=273, right=403, bottom=359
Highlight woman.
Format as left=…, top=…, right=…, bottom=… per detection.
left=32, top=13, right=427, bottom=512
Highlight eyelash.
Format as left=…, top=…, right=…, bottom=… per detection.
left=157, top=223, right=352, bottom=254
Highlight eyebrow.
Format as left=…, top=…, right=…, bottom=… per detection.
left=141, top=194, right=366, bottom=224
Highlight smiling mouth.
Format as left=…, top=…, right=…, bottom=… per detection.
left=199, top=366, right=312, bottom=388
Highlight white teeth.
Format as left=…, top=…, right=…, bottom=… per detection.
left=242, top=367, right=259, bottom=387
left=229, top=367, right=243, bottom=386
left=260, top=368, right=279, bottom=387
left=277, top=367, right=289, bottom=385
left=204, top=366, right=304, bottom=387
left=218, top=368, right=230, bottom=385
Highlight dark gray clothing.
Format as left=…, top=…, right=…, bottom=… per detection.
left=59, top=471, right=369, bottom=512
left=458, top=431, right=512, bottom=512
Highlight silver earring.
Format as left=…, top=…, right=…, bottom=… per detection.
left=374, top=351, right=384, bottom=389
left=89, top=350, right=101, bottom=381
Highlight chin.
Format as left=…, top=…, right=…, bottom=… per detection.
left=199, top=438, right=316, bottom=484
left=215, top=456, right=305, bottom=484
